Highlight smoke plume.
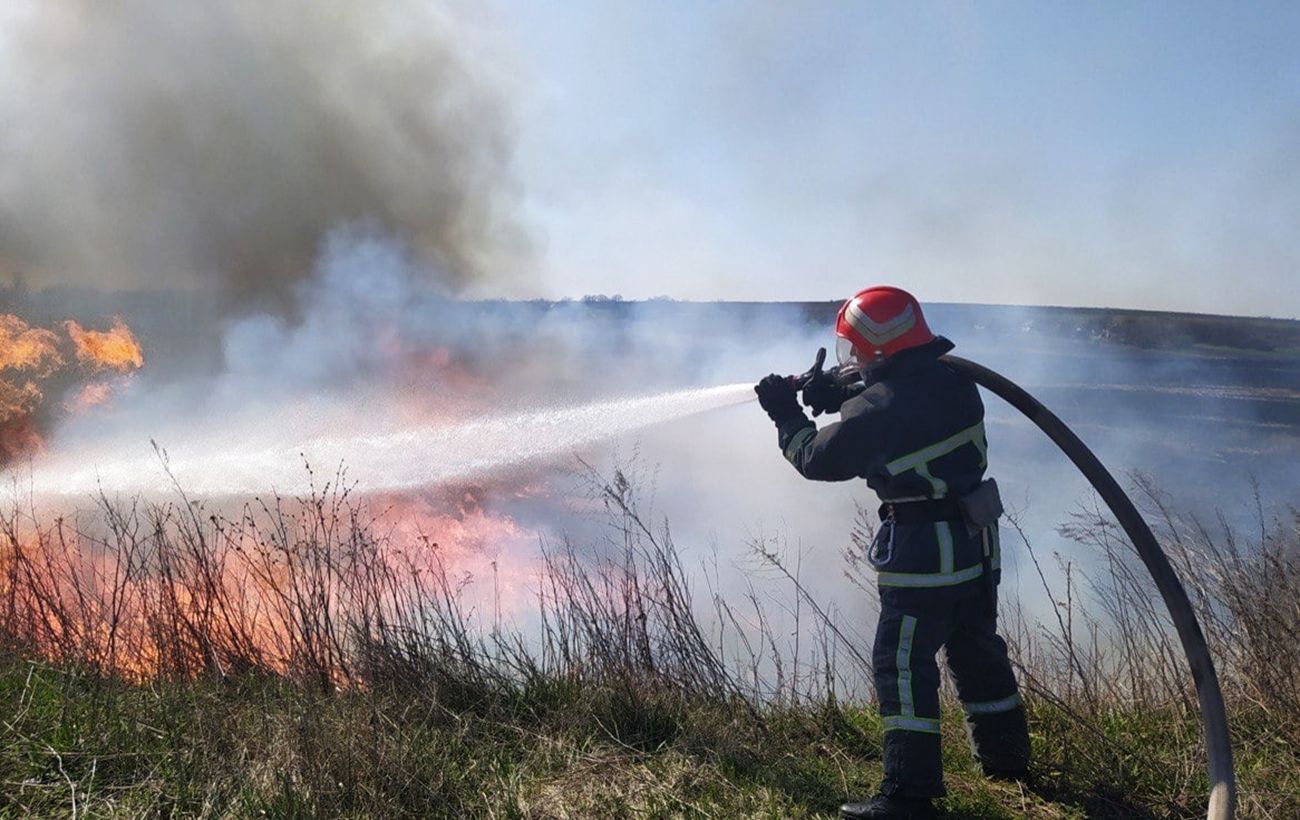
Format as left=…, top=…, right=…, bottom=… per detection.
left=0, top=0, right=525, bottom=306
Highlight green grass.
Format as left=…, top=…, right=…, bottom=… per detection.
left=3, top=654, right=1292, bottom=819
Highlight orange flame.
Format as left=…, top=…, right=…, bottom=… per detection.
left=1, top=314, right=60, bottom=459
left=1, top=314, right=63, bottom=375
left=65, top=317, right=144, bottom=373
left=0, top=378, right=42, bottom=417
left=2, top=313, right=146, bottom=463
left=0, top=485, right=541, bottom=683
left=0, top=405, right=45, bottom=462
left=62, top=381, right=115, bottom=414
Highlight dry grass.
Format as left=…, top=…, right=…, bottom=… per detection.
left=0, top=464, right=1297, bottom=817
left=999, top=474, right=1300, bottom=817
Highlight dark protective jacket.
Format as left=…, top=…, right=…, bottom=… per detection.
left=776, top=336, right=1000, bottom=590
left=772, top=336, right=1027, bottom=799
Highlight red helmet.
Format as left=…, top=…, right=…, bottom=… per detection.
left=835, top=286, right=935, bottom=366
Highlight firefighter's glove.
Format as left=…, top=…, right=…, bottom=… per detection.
left=755, top=374, right=804, bottom=425
left=800, top=372, right=849, bottom=417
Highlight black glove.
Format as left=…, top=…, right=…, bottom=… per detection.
left=801, top=372, right=849, bottom=417
left=754, top=374, right=802, bottom=424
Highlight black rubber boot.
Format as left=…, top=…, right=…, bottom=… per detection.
left=839, top=793, right=937, bottom=820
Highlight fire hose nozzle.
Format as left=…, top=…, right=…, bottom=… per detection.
left=788, top=347, right=861, bottom=391
left=788, top=347, right=828, bottom=390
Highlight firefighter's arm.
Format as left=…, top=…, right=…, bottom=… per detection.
left=776, top=417, right=861, bottom=481
left=777, top=393, right=887, bottom=481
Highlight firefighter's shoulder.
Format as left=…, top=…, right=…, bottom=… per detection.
left=839, top=381, right=895, bottom=419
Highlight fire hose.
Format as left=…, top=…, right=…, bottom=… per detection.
left=791, top=350, right=1236, bottom=819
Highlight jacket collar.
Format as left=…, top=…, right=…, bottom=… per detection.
left=861, top=336, right=955, bottom=385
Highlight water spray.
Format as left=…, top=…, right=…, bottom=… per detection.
left=788, top=348, right=1236, bottom=820
left=17, top=383, right=755, bottom=499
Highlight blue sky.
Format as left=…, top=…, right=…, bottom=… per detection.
left=491, top=2, right=1300, bottom=317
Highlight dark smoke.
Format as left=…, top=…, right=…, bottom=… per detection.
left=0, top=0, right=526, bottom=307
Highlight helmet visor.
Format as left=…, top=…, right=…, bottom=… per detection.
left=835, top=336, right=862, bottom=367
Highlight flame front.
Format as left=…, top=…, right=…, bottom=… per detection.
left=65, top=317, right=145, bottom=373
left=0, top=314, right=64, bottom=374
left=0, top=484, right=539, bottom=683
left=1, top=313, right=146, bottom=463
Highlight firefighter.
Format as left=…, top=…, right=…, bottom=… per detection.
left=754, top=286, right=1030, bottom=820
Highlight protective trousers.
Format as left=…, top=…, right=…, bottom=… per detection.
left=873, top=586, right=1029, bottom=798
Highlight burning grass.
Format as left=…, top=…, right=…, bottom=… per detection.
left=1, top=313, right=144, bottom=464
left=0, top=467, right=1297, bottom=817
left=64, top=318, right=144, bottom=374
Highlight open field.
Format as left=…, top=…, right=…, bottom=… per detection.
left=3, top=1, right=1297, bottom=814
left=1, top=465, right=1297, bottom=818
left=3, top=298, right=1298, bottom=817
